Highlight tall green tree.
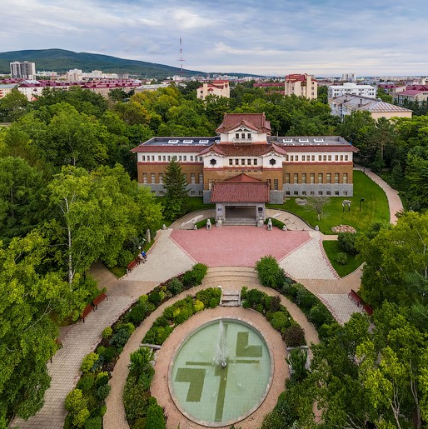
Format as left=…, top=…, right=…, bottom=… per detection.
left=0, top=89, right=29, bottom=122
left=0, top=231, right=69, bottom=425
left=162, top=159, right=188, bottom=220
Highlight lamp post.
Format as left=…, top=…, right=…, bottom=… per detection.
left=360, top=198, right=365, bottom=211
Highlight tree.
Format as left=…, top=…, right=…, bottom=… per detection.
left=305, top=196, right=330, bottom=221
left=162, top=159, right=188, bottom=220
left=0, top=156, right=47, bottom=243
left=0, top=231, right=69, bottom=424
left=0, top=89, right=29, bottom=122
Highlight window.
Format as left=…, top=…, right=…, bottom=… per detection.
left=235, top=133, right=239, bottom=139
left=199, top=157, right=203, bottom=162
left=312, top=155, right=315, bottom=161
left=159, top=173, right=163, bottom=184
left=302, top=155, right=305, bottom=161
left=163, top=155, right=166, bottom=161
left=318, top=155, right=322, bottom=161
left=310, top=173, right=315, bottom=184
left=335, top=191, right=339, bottom=196
left=326, top=191, right=331, bottom=195
left=286, top=191, right=290, bottom=196
left=285, top=155, right=289, bottom=161
left=335, top=173, right=339, bottom=183
left=345, top=155, right=348, bottom=161
left=235, top=159, right=239, bottom=165
left=310, top=191, right=315, bottom=195
left=179, top=156, right=182, bottom=161
left=241, top=159, right=245, bottom=165
left=183, top=156, right=187, bottom=161
left=328, top=155, right=331, bottom=161
left=344, top=191, right=348, bottom=196
left=290, top=155, right=294, bottom=161
left=190, top=191, right=195, bottom=196
left=294, top=173, right=298, bottom=184
left=326, top=173, right=331, bottom=183
left=343, top=173, right=348, bottom=184
left=151, top=156, right=155, bottom=161
left=142, top=155, right=145, bottom=161
left=198, top=173, right=203, bottom=184
left=340, top=155, right=343, bottom=161
left=190, top=155, right=194, bottom=161
left=295, top=155, right=299, bottom=161
left=285, top=173, right=290, bottom=183
left=143, top=173, right=148, bottom=184
left=302, top=191, right=307, bottom=195
left=241, top=133, right=245, bottom=139
left=335, top=155, right=338, bottom=161
left=294, top=191, right=298, bottom=195
left=269, top=158, right=276, bottom=166
left=168, top=155, right=171, bottom=161
left=318, top=191, right=323, bottom=195
left=302, top=173, right=306, bottom=183
left=158, top=155, right=161, bottom=161
left=323, top=155, right=327, bottom=161
left=247, top=133, right=251, bottom=139
left=318, top=173, right=323, bottom=183
left=210, top=159, right=217, bottom=166
left=191, top=173, right=195, bottom=184
left=247, top=159, right=252, bottom=165
left=229, top=159, right=233, bottom=166
left=274, top=179, right=278, bottom=190
left=151, top=173, right=155, bottom=183
left=254, top=159, right=258, bottom=165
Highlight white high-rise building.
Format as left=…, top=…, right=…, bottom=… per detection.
left=10, top=61, right=36, bottom=79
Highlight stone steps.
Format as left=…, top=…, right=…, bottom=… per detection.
left=223, top=218, right=257, bottom=226
left=220, top=290, right=241, bottom=307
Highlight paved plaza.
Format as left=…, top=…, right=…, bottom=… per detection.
left=14, top=167, right=403, bottom=429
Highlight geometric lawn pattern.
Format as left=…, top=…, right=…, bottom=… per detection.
left=170, top=227, right=311, bottom=267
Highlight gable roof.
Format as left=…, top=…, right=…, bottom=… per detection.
left=211, top=179, right=270, bottom=203
left=224, top=173, right=262, bottom=182
left=216, top=113, right=271, bottom=134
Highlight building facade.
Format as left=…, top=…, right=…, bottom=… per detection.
left=284, top=74, right=317, bottom=99
left=132, top=113, right=357, bottom=222
left=329, top=94, right=412, bottom=120
left=197, top=80, right=230, bottom=100
left=10, top=61, right=36, bottom=79
left=328, top=82, right=376, bottom=99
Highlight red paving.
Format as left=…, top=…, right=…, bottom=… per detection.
left=170, top=227, right=311, bottom=267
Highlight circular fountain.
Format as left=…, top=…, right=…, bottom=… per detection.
left=169, top=319, right=273, bottom=427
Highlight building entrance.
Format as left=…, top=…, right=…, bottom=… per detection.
left=225, top=206, right=257, bottom=220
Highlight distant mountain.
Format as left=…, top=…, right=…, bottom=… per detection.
left=0, top=48, right=203, bottom=79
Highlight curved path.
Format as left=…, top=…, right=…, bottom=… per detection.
left=354, top=165, right=403, bottom=224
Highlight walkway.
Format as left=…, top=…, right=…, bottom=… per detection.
left=354, top=165, right=403, bottom=224
left=14, top=209, right=366, bottom=428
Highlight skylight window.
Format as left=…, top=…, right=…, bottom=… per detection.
left=183, top=139, right=193, bottom=143
left=299, top=139, right=309, bottom=143
left=168, top=140, right=179, bottom=144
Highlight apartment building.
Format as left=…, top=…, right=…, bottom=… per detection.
left=328, top=82, right=376, bottom=99
left=284, top=74, right=317, bottom=100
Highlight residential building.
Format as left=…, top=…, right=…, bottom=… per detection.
left=328, top=82, right=376, bottom=99
left=10, top=61, right=36, bottom=79
left=329, top=94, right=412, bottom=120
left=197, top=80, right=230, bottom=100
left=341, top=73, right=356, bottom=82
left=131, top=113, right=357, bottom=223
left=392, top=85, right=428, bottom=105
left=284, top=74, right=317, bottom=99
left=0, top=84, right=17, bottom=99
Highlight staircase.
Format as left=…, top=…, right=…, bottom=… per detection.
left=203, top=267, right=261, bottom=296
left=220, top=291, right=241, bottom=307
left=223, top=218, right=257, bottom=226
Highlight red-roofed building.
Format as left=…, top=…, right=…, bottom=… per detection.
left=285, top=73, right=318, bottom=100
left=197, top=80, right=230, bottom=100
left=131, top=112, right=357, bottom=224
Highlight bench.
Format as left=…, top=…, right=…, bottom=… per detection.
left=92, top=292, right=108, bottom=310
left=348, top=289, right=373, bottom=316
left=80, top=304, right=94, bottom=323
left=126, top=258, right=140, bottom=273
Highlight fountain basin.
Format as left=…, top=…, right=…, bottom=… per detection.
left=168, top=318, right=273, bottom=427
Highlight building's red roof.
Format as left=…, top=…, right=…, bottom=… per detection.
left=211, top=179, right=270, bottom=203
left=200, top=143, right=273, bottom=157
left=216, top=113, right=271, bottom=134
left=224, top=173, right=262, bottom=182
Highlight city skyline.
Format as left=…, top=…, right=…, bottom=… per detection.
left=2, top=0, right=428, bottom=76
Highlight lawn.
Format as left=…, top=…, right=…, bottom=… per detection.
left=268, top=170, right=390, bottom=234
left=322, top=240, right=363, bottom=277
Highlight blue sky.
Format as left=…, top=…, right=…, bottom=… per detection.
left=2, top=0, right=428, bottom=76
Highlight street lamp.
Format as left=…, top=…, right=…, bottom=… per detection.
left=360, top=198, right=365, bottom=211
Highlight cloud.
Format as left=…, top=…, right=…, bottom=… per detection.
left=2, top=0, right=428, bottom=75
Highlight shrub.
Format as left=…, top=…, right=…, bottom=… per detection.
left=264, top=218, right=286, bottom=230
left=77, top=374, right=95, bottom=392
left=167, top=278, right=183, bottom=295
left=209, top=297, right=219, bottom=308
left=102, top=327, right=113, bottom=339
left=270, top=311, right=290, bottom=331
left=125, top=302, right=148, bottom=325
left=270, top=295, right=281, bottom=312
left=182, top=263, right=208, bottom=288
left=123, top=375, right=151, bottom=423
left=255, top=255, right=285, bottom=289
left=95, top=384, right=111, bottom=400
left=308, top=303, right=335, bottom=328
left=283, top=324, right=306, bottom=347
left=148, top=291, right=161, bottom=305
left=194, top=299, right=204, bottom=312
left=335, top=252, right=348, bottom=265
left=80, top=353, right=99, bottom=373
left=145, top=401, right=166, bottom=429
left=295, top=287, right=318, bottom=311
left=99, top=346, right=117, bottom=364
left=95, top=372, right=109, bottom=387
left=65, top=389, right=90, bottom=428
left=338, top=232, right=359, bottom=255
left=118, top=249, right=135, bottom=268
left=84, top=416, right=102, bottom=429
left=110, top=328, right=131, bottom=348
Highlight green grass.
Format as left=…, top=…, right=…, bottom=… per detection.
left=110, top=266, right=127, bottom=278
left=268, top=171, right=389, bottom=234
left=322, top=241, right=363, bottom=277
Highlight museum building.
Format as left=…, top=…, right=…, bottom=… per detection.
left=131, top=113, right=357, bottom=223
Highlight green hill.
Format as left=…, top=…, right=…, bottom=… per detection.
left=0, top=48, right=202, bottom=79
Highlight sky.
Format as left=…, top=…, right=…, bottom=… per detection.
left=2, top=0, right=428, bottom=77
